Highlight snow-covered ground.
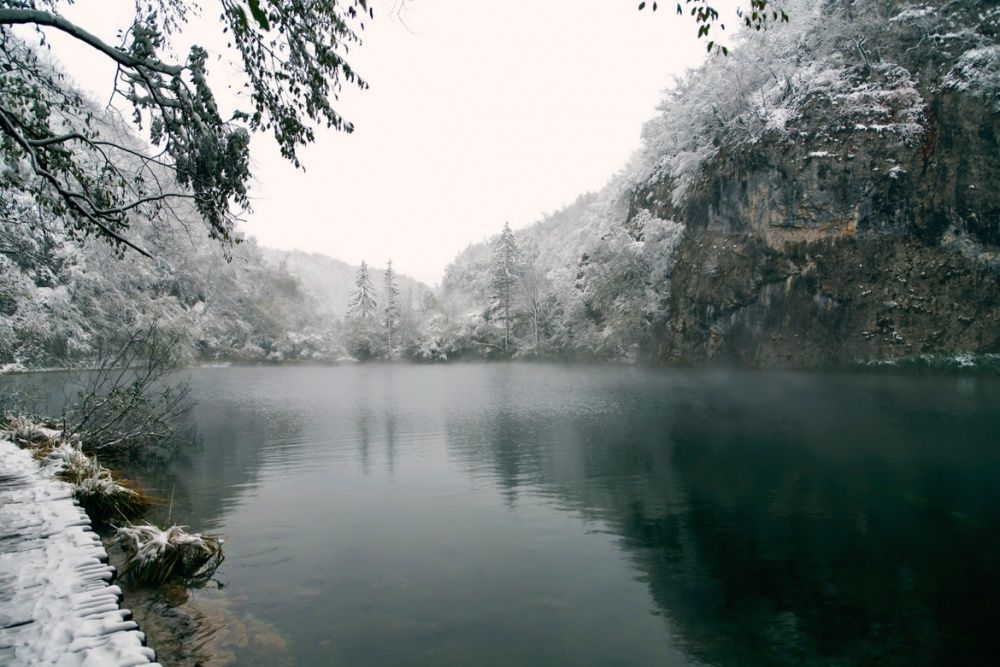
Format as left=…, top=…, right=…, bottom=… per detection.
left=0, top=439, right=159, bottom=666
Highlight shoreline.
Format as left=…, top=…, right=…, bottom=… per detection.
left=0, top=438, right=159, bottom=665
left=3, top=351, right=1000, bottom=378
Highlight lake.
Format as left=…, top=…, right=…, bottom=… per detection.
left=10, top=364, right=1000, bottom=665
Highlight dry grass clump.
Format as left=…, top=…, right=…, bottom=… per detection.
left=46, top=441, right=154, bottom=524
left=3, top=416, right=152, bottom=524
left=3, top=414, right=66, bottom=450
left=116, top=523, right=225, bottom=587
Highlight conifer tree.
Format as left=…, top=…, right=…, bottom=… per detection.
left=383, top=260, right=401, bottom=358
left=491, top=223, right=521, bottom=353
left=345, top=260, right=379, bottom=360
left=347, top=261, right=378, bottom=322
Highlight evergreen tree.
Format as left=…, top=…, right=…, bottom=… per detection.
left=383, top=260, right=401, bottom=359
left=491, top=223, right=521, bottom=353
left=345, top=260, right=379, bottom=360
left=347, top=261, right=378, bottom=322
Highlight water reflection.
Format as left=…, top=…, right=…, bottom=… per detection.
left=4, top=365, right=999, bottom=665
left=441, top=368, right=1000, bottom=665
left=656, top=374, right=1000, bottom=666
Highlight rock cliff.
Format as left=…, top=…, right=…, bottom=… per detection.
left=624, top=0, right=1000, bottom=367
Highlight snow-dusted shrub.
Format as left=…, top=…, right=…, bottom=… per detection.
left=116, top=523, right=224, bottom=587
left=574, top=210, right=685, bottom=360
left=411, top=337, right=452, bottom=362
left=945, top=45, right=1000, bottom=109
left=801, top=62, right=926, bottom=143
left=61, top=322, right=194, bottom=457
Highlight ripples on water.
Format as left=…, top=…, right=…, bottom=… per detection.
left=7, top=364, right=1000, bottom=665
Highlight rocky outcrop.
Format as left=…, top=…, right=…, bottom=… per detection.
left=627, top=0, right=1000, bottom=367
left=661, top=234, right=1000, bottom=366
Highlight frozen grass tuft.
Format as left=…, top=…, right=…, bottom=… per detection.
left=45, top=442, right=152, bottom=523
left=3, top=414, right=66, bottom=448
left=3, top=416, right=152, bottom=524
left=116, top=523, right=224, bottom=587
left=4, top=415, right=226, bottom=591
left=4, top=416, right=225, bottom=589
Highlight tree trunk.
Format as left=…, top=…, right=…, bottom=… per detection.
left=503, top=285, right=511, bottom=352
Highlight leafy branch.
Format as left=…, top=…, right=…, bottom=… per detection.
left=0, top=0, right=372, bottom=256
left=639, top=0, right=790, bottom=55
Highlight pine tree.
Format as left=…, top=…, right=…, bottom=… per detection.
left=491, top=223, right=521, bottom=353
left=347, top=261, right=378, bottom=322
left=345, top=261, right=380, bottom=360
left=383, top=260, right=401, bottom=359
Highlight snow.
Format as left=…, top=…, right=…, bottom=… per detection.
left=5, top=416, right=65, bottom=445
left=945, top=45, right=1000, bottom=108
left=45, top=441, right=134, bottom=499
left=766, top=107, right=794, bottom=132
left=117, top=523, right=219, bottom=563
left=954, top=353, right=976, bottom=368
left=859, top=353, right=1000, bottom=370
left=0, top=438, right=160, bottom=666
left=890, top=6, right=935, bottom=22
left=4, top=418, right=145, bottom=505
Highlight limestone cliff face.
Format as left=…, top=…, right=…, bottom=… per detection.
left=627, top=0, right=999, bottom=367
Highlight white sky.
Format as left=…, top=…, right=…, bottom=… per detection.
left=38, top=0, right=729, bottom=285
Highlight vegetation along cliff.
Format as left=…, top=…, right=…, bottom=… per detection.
left=643, top=0, right=1000, bottom=367
left=442, top=0, right=999, bottom=367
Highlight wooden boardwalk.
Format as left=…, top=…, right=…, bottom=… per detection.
left=0, top=439, right=159, bottom=666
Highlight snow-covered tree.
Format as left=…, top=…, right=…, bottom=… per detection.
left=575, top=209, right=684, bottom=359
left=347, top=261, right=378, bottom=322
left=0, top=0, right=371, bottom=255
left=491, top=223, right=521, bottom=353
left=345, top=260, right=380, bottom=359
left=382, top=260, right=400, bottom=359
left=517, top=258, right=548, bottom=353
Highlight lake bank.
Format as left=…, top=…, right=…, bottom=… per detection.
left=0, top=438, right=158, bottom=665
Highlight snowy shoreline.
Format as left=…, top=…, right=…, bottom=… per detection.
left=0, top=438, right=160, bottom=665
left=5, top=351, right=1000, bottom=378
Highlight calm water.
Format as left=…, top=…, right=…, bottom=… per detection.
left=13, top=364, right=1000, bottom=665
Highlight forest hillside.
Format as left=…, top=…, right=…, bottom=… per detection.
left=3, top=0, right=997, bottom=369
left=440, top=0, right=999, bottom=367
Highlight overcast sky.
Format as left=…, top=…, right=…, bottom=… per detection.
left=43, top=0, right=729, bottom=285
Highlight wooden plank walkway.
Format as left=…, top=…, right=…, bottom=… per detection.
left=0, top=439, right=159, bottom=666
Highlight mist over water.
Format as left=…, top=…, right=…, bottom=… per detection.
left=18, top=364, right=1000, bottom=665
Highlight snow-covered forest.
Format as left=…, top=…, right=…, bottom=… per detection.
left=423, top=0, right=1000, bottom=364
left=1, top=204, right=340, bottom=369
left=2, top=2, right=999, bottom=664
left=3, top=0, right=998, bottom=370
